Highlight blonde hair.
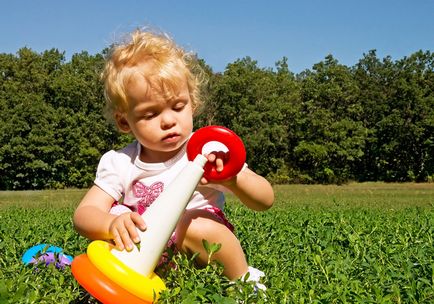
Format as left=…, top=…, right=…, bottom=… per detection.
left=102, top=29, right=205, bottom=117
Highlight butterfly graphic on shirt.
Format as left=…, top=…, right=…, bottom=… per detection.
left=131, top=180, right=164, bottom=215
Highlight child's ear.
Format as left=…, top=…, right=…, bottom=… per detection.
left=114, top=112, right=131, bottom=133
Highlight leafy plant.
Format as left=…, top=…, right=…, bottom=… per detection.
left=0, top=185, right=433, bottom=303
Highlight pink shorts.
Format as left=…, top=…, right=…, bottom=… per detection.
left=109, top=203, right=234, bottom=256
left=166, top=205, right=234, bottom=246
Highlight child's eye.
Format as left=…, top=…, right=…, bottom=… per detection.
left=173, top=103, right=186, bottom=111
left=143, top=112, right=157, bottom=120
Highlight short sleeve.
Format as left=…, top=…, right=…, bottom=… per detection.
left=94, top=150, right=124, bottom=201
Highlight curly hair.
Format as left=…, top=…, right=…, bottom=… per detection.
left=101, top=28, right=205, bottom=118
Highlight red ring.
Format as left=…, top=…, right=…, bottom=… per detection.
left=187, top=126, right=246, bottom=181
left=71, top=254, right=150, bottom=304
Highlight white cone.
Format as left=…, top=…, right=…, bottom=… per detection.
left=111, top=154, right=208, bottom=276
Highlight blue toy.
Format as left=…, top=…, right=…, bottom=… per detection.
left=22, top=244, right=73, bottom=269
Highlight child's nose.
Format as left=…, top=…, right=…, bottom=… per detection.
left=160, top=111, right=176, bottom=129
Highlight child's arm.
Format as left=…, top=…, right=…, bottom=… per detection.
left=202, top=153, right=274, bottom=211
left=222, top=167, right=274, bottom=211
left=73, top=185, right=146, bottom=251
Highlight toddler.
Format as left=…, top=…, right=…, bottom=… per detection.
left=73, top=29, right=274, bottom=284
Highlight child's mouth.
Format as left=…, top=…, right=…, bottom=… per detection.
left=162, top=133, right=180, bottom=143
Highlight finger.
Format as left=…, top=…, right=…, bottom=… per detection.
left=216, top=158, right=224, bottom=172
left=207, top=153, right=216, bottom=162
left=118, top=225, right=134, bottom=251
left=111, top=230, right=125, bottom=251
left=124, top=218, right=140, bottom=244
left=130, top=212, right=147, bottom=231
left=200, top=177, right=209, bottom=184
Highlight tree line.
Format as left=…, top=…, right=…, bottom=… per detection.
left=0, top=47, right=433, bottom=190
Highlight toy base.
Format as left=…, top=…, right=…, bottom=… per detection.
left=87, top=240, right=166, bottom=300
left=72, top=254, right=153, bottom=304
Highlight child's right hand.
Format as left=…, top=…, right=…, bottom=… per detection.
left=109, top=212, right=147, bottom=251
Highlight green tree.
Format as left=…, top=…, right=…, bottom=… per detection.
left=296, top=55, right=367, bottom=183
left=0, top=48, right=65, bottom=189
left=352, top=50, right=393, bottom=180
left=209, top=57, right=300, bottom=178
left=377, top=51, right=434, bottom=181
left=1, top=45, right=433, bottom=188
left=0, top=48, right=122, bottom=189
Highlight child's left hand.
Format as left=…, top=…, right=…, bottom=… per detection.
left=200, top=151, right=234, bottom=185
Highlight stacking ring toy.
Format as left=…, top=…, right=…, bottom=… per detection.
left=187, top=125, right=246, bottom=180
left=71, top=254, right=147, bottom=304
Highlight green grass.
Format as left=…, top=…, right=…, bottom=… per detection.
left=272, top=182, right=434, bottom=209
left=0, top=183, right=433, bottom=303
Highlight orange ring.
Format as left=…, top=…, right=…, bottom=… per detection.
left=71, top=254, right=149, bottom=304
left=87, top=240, right=166, bottom=302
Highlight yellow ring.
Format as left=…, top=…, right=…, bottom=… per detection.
left=87, top=240, right=166, bottom=302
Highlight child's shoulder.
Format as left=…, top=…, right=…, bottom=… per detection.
left=100, top=141, right=139, bottom=165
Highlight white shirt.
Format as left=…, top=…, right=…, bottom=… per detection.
left=94, top=141, right=226, bottom=214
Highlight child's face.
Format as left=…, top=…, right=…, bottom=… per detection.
left=116, top=72, right=193, bottom=163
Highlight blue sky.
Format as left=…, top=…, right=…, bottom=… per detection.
left=1, top=0, right=433, bottom=73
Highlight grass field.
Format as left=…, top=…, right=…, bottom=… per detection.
left=0, top=183, right=433, bottom=303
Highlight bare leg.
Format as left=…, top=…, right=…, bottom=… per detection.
left=175, top=209, right=248, bottom=280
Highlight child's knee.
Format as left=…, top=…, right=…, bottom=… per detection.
left=175, top=209, right=231, bottom=250
left=185, top=211, right=220, bottom=239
